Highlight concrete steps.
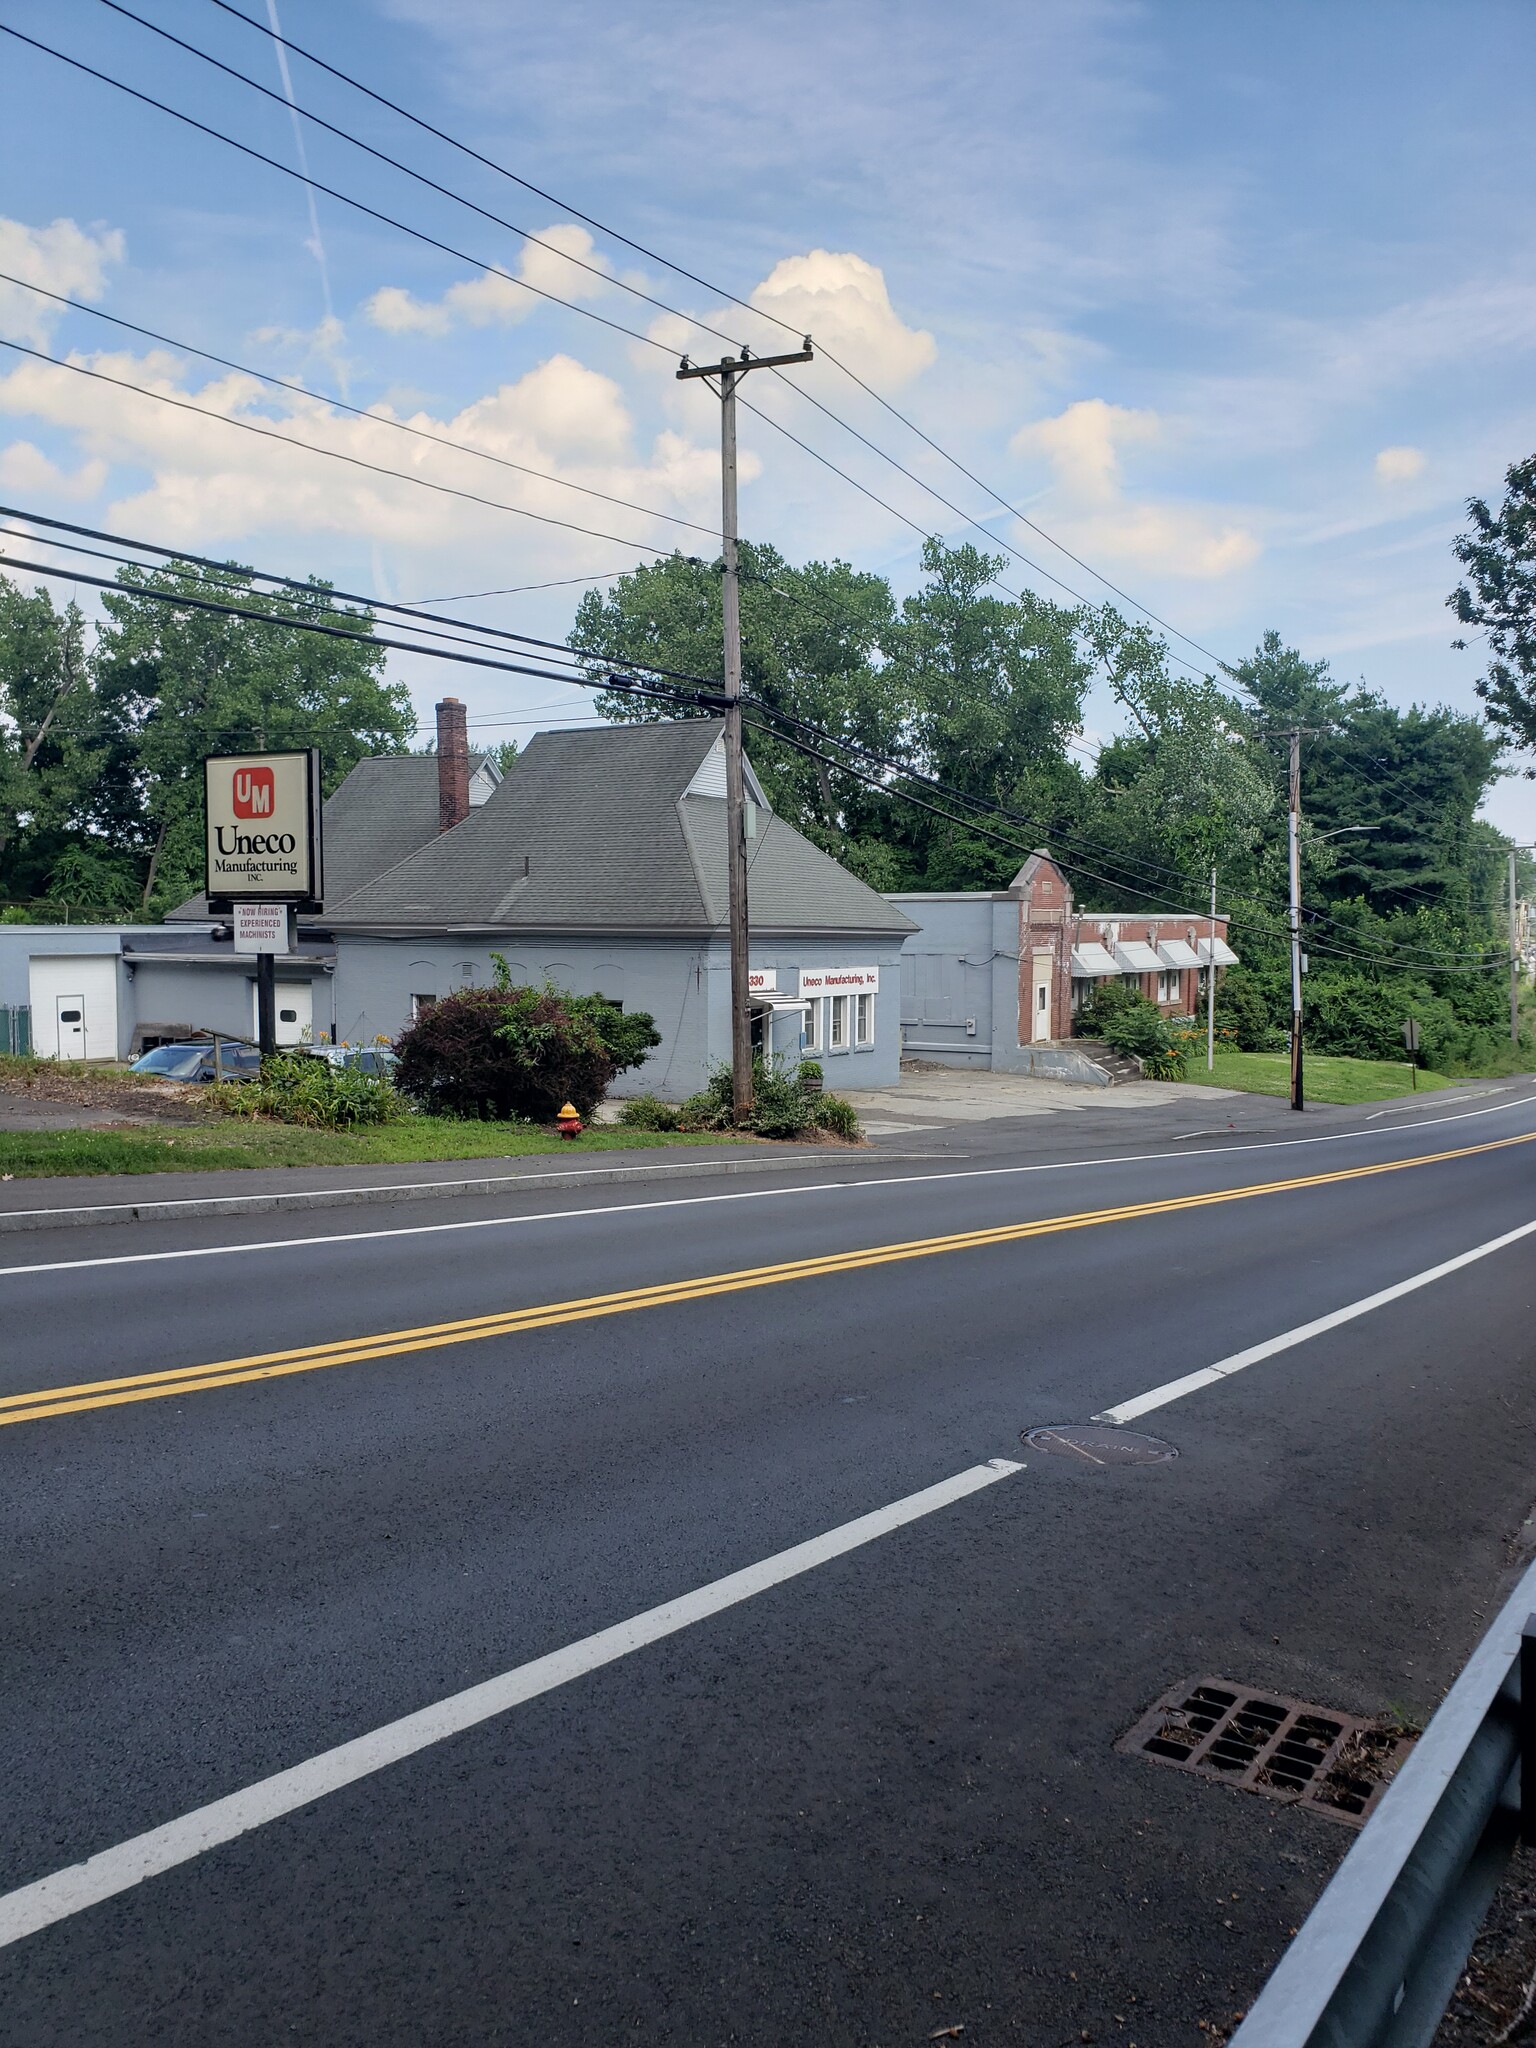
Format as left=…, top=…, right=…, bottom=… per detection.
left=1070, top=1039, right=1144, bottom=1085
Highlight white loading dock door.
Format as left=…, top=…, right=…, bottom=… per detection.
left=253, top=979, right=314, bottom=1047
left=28, top=953, right=120, bottom=1060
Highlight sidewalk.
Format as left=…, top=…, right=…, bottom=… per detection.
left=0, top=1141, right=861, bottom=1235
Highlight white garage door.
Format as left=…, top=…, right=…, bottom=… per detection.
left=27, top=954, right=120, bottom=1061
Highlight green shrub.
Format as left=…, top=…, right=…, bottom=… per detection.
left=798, top=1059, right=823, bottom=1086
left=1073, top=980, right=1145, bottom=1039
left=1212, top=966, right=1276, bottom=1052
left=674, top=1058, right=860, bottom=1140
left=1140, top=1048, right=1187, bottom=1082
left=617, top=1093, right=680, bottom=1131
left=393, top=968, right=659, bottom=1121
left=209, top=1052, right=401, bottom=1130
left=1096, top=992, right=1172, bottom=1061
left=812, top=1093, right=861, bottom=1140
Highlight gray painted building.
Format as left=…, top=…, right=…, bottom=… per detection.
left=889, top=851, right=1235, bottom=1079
left=317, top=719, right=915, bottom=1097
left=0, top=706, right=912, bottom=1095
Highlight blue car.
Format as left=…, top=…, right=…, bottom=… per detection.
left=129, top=1041, right=263, bottom=1083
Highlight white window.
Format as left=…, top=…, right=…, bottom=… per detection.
left=803, top=998, right=822, bottom=1052
left=829, top=993, right=849, bottom=1049
left=855, top=991, right=874, bottom=1045
left=410, top=992, right=436, bottom=1019
left=1157, top=969, right=1180, bottom=1004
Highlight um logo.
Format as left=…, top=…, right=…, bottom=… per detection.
left=233, top=766, right=275, bottom=818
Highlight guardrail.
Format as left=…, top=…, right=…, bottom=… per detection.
left=1232, top=1557, right=1536, bottom=2048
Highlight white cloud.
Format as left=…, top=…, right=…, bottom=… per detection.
left=0, top=216, right=124, bottom=347
left=1012, top=397, right=1160, bottom=508
left=0, top=440, right=107, bottom=501
left=365, top=224, right=612, bottom=337
left=1375, top=444, right=1425, bottom=483
left=748, top=249, right=935, bottom=387
left=1010, top=396, right=1259, bottom=581
left=0, top=343, right=725, bottom=590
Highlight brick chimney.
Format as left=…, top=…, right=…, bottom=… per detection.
left=436, top=696, right=470, bottom=832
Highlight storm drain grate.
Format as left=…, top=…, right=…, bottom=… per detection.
left=1117, top=1677, right=1416, bottom=1827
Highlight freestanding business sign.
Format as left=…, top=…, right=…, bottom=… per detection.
left=203, top=750, right=323, bottom=912
left=204, top=750, right=323, bottom=1054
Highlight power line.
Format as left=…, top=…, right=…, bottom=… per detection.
left=102, top=0, right=1210, bottom=648
left=32, top=6, right=1239, bottom=667
left=0, top=339, right=689, bottom=559
left=200, top=0, right=1243, bottom=671
left=0, top=23, right=678, bottom=358
left=0, top=503, right=722, bottom=690
left=0, top=273, right=720, bottom=542
left=5, top=504, right=1502, bottom=972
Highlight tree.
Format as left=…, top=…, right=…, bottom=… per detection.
left=88, top=561, right=414, bottom=913
left=572, top=544, right=905, bottom=869
left=881, top=540, right=1093, bottom=890
left=1235, top=632, right=1502, bottom=916
left=0, top=577, right=93, bottom=900
left=1085, top=626, right=1273, bottom=907
left=1449, top=453, right=1536, bottom=758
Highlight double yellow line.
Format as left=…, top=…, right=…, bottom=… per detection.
left=4, top=1128, right=1532, bottom=1431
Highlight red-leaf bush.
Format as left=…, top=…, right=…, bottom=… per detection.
left=392, top=976, right=656, bottom=1121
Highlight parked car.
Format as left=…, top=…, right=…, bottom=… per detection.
left=309, top=1044, right=398, bottom=1076
left=129, top=1041, right=262, bottom=1083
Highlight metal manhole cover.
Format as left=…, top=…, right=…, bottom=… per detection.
left=1023, top=1424, right=1177, bottom=1466
left=1117, top=1677, right=1416, bottom=1828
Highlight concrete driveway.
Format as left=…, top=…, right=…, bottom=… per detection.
left=842, top=1059, right=1239, bottom=1135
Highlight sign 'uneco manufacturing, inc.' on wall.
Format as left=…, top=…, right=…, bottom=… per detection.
left=203, top=750, right=323, bottom=909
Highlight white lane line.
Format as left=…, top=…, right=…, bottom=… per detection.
left=1094, top=1218, right=1536, bottom=1425
left=3, top=1088, right=1533, bottom=1282
left=0, top=1457, right=1023, bottom=1951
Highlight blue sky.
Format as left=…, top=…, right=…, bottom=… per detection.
left=2, top=0, right=1534, bottom=834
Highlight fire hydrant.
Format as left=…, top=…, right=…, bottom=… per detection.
left=556, top=1101, right=583, bottom=1140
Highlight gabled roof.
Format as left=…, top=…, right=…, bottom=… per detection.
left=165, top=751, right=493, bottom=921
left=323, top=720, right=916, bottom=937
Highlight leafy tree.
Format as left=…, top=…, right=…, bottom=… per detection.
left=1233, top=632, right=1502, bottom=917
left=0, top=577, right=94, bottom=900
left=572, top=543, right=902, bottom=853
left=87, top=561, right=414, bottom=913
left=393, top=967, right=659, bottom=1120
left=882, top=540, right=1092, bottom=890
left=1449, top=453, right=1536, bottom=757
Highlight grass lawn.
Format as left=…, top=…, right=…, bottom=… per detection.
left=0, top=1118, right=751, bottom=1179
left=1181, top=1049, right=1454, bottom=1105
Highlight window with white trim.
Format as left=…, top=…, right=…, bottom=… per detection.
left=829, top=993, right=849, bottom=1050
left=1156, top=969, right=1181, bottom=1003
left=855, top=991, right=874, bottom=1045
left=803, top=998, right=822, bottom=1052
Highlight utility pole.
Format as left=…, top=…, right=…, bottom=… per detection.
left=1288, top=728, right=1305, bottom=1113
left=1207, top=865, right=1217, bottom=1071
left=1513, top=847, right=1524, bottom=1048
left=678, top=339, right=814, bottom=1123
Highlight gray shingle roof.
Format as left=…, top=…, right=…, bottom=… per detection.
left=166, top=752, right=488, bottom=922
left=324, top=721, right=915, bottom=937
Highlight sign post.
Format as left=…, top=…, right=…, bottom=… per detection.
left=1403, top=1017, right=1421, bottom=1090
left=204, top=750, right=323, bottom=1056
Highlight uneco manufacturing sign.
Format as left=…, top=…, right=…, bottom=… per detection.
left=204, top=750, right=323, bottom=906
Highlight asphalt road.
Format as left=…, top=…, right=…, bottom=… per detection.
left=4, top=1086, right=1536, bottom=2045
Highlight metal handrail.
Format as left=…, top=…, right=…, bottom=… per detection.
left=1232, top=1559, right=1536, bottom=2048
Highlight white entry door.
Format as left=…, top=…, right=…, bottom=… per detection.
left=55, top=994, right=87, bottom=1059
left=1031, top=952, right=1053, bottom=1042
left=274, top=982, right=313, bottom=1046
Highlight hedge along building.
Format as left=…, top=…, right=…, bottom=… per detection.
left=888, top=850, right=1237, bottom=1078
left=313, top=714, right=914, bottom=1098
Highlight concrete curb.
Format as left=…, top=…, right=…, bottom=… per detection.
left=0, top=1148, right=887, bottom=1236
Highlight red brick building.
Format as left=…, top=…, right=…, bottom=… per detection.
left=890, top=851, right=1237, bottom=1073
